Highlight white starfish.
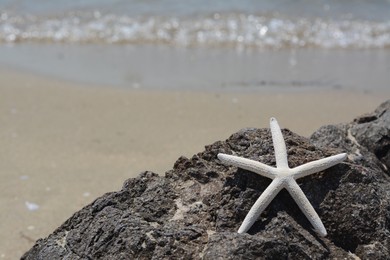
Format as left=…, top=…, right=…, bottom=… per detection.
left=218, top=117, right=346, bottom=237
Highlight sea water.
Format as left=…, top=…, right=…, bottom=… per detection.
left=0, top=0, right=389, bottom=91
left=1, top=0, right=389, bottom=48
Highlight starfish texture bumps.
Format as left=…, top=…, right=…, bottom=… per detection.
left=218, top=118, right=346, bottom=236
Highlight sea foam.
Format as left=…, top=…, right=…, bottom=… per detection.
left=1, top=11, right=389, bottom=49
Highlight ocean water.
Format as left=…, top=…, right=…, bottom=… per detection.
left=1, top=0, right=390, bottom=49
left=0, top=0, right=389, bottom=92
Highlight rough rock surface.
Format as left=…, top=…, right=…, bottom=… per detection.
left=23, top=100, right=390, bottom=260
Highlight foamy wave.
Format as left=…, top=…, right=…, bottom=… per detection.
left=1, top=11, right=389, bottom=49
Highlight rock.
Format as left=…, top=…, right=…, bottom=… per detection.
left=22, top=100, right=390, bottom=260
left=311, top=100, right=390, bottom=174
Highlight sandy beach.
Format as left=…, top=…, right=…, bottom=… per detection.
left=0, top=68, right=388, bottom=258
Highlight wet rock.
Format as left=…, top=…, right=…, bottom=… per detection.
left=23, top=100, right=390, bottom=259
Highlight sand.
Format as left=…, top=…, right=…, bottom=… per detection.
left=0, top=68, right=388, bottom=258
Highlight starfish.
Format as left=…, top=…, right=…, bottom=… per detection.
left=218, top=117, right=346, bottom=236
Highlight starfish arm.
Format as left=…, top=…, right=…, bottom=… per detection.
left=218, top=153, right=276, bottom=179
left=238, top=178, right=284, bottom=233
left=286, top=180, right=327, bottom=237
left=291, top=153, right=347, bottom=179
left=270, top=117, right=289, bottom=169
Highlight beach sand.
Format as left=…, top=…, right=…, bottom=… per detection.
left=0, top=68, right=388, bottom=258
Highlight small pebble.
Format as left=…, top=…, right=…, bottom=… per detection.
left=25, top=201, right=39, bottom=211
left=27, top=225, right=35, bottom=230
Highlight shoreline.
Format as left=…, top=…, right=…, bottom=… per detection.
left=1, top=44, right=390, bottom=93
left=0, top=68, right=388, bottom=258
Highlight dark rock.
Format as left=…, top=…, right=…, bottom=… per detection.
left=311, top=100, right=390, bottom=174
left=22, top=100, right=390, bottom=259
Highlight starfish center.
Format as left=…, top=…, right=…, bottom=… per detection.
left=276, top=168, right=292, bottom=177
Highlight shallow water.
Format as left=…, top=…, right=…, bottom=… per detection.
left=0, top=0, right=389, bottom=92
left=1, top=43, right=388, bottom=92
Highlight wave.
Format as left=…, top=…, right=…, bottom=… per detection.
left=1, top=11, right=390, bottom=49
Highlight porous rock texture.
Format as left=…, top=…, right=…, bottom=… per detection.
left=23, top=100, right=390, bottom=259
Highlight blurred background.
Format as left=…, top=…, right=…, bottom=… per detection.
left=0, top=0, right=389, bottom=258
left=0, top=0, right=389, bottom=91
